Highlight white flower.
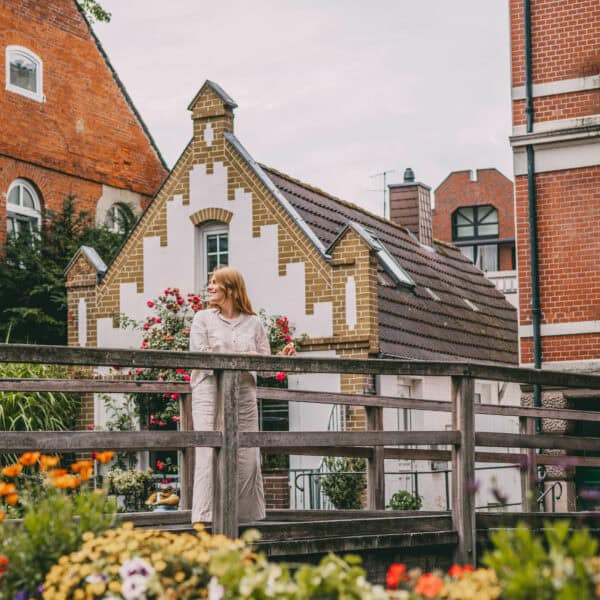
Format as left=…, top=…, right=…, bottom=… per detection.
left=121, top=574, right=149, bottom=600
left=119, top=557, right=155, bottom=580
left=208, top=576, right=224, bottom=600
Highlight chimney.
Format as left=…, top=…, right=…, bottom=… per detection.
left=388, top=167, right=433, bottom=246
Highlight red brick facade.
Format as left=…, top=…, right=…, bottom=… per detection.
left=433, top=169, right=515, bottom=271
left=0, top=0, right=167, bottom=245
left=510, top=0, right=600, bottom=365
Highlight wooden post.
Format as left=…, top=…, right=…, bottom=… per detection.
left=519, top=416, right=538, bottom=512
left=451, top=376, right=476, bottom=565
left=178, top=392, right=194, bottom=510
left=212, top=370, right=240, bottom=538
left=366, top=405, right=385, bottom=510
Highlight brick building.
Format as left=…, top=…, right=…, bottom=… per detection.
left=431, top=168, right=518, bottom=305
left=509, top=0, right=600, bottom=508
left=66, top=80, right=521, bottom=511
left=0, top=0, right=167, bottom=246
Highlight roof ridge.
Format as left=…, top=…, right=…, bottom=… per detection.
left=259, top=163, right=417, bottom=240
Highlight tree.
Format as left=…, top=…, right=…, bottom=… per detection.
left=77, top=0, right=111, bottom=23
left=0, top=197, right=128, bottom=345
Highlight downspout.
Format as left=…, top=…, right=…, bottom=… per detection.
left=524, top=0, right=543, bottom=426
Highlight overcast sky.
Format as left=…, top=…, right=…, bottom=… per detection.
left=93, top=0, right=513, bottom=216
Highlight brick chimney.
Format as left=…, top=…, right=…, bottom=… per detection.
left=388, top=168, right=433, bottom=246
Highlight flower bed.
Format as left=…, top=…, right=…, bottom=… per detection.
left=3, top=451, right=600, bottom=599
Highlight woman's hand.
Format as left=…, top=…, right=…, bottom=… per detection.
left=278, top=342, right=297, bottom=356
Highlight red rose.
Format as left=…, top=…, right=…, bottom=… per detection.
left=147, top=300, right=155, bottom=308
left=176, top=368, right=186, bottom=374
left=156, top=460, right=165, bottom=471
left=275, top=372, right=287, bottom=382
left=183, top=374, right=191, bottom=382
left=86, top=424, right=94, bottom=431
left=448, top=565, right=463, bottom=578
left=171, top=393, right=180, bottom=400
left=284, top=335, right=292, bottom=342
left=385, top=563, right=406, bottom=589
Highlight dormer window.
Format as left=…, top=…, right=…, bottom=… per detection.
left=6, top=46, right=44, bottom=102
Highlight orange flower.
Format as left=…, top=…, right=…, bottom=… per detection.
left=71, top=460, right=94, bottom=481
left=0, top=482, right=16, bottom=497
left=386, top=563, right=407, bottom=589
left=50, top=468, right=68, bottom=477
left=414, top=573, right=444, bottom=598
left=0, top=512, right=5, bottom=522
left=5, top=493, right=18, bottom=506
left=448, top=565, right=464, bottom=578
left=39, top=455, right=60, bottom=471
left=18, top=452, right=40, bottom=466
left=93, top=451, right=114, bottom=464
left=0, top=554, right=8, bottom=576
left=1, top=464, right=23, bottom=478
left=51, top=474, right=81, bottom=490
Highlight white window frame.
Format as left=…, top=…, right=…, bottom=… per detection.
left=195, top=222, right=229, bottom=291
left=6, top=178, right=42, bottom=238
left=5, top=45, right=44, bottom=102
left=104, top=202, right=133, bottom=234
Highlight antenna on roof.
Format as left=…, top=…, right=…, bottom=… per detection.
left=369, top=169, right=395, bottom=219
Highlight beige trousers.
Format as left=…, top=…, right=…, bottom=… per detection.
left=191, top=373, right=266, bottom=523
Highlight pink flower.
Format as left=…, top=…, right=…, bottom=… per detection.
left=140, top=341, right=148, bottom=349
left=164, top=288, right=171, bottom=295
left=86, top=424, right=94, bottom=431
left=143, top=323, right=150, bottom=330
left=150, top=415, right=157, bottom=424
left=176, top=297, right=184, bottom=305
left=183, top=374, right=191, bottom=382
left=158, top=421, right=167, bottom=427
left=135, top=368, right=144, bottom=375
left=155, top=317, right=161, bottom=324
left=176, top=368, right=186, bottom=374
left=147, top=300, right=155, bottom=308
left=170, top=393, right=180, bottom=400
left=275, top=372, right=287, bottom=382
left=284, top=335, right=292, bottom=342
left=156, top=460, right=165, bottom=471
left=172, top=416, right=181, bottom=423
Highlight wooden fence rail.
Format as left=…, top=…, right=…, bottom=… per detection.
left=2, top=343, right=600, bottom=563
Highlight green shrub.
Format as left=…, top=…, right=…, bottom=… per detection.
left=483, top=520, right=598, bottom=600
left=320, top=457, right=366, bottom=510
left=105, top=468, right=155, bottom=512
left=387, top=489, right=423, bottom=511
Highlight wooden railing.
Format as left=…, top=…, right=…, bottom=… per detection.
left=2, top=343, right=600, bottom=564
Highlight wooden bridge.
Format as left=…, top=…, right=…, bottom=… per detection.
left=2, top=343, right=600, bottom=575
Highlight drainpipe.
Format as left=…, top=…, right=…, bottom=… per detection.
left=524, top=0, right=542, bottom=426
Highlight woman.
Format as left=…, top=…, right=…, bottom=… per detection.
left=189, top=266, right=295, bottom=524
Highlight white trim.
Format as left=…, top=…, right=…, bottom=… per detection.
left=520, top=359, right=600, bottom=374
left=512, top=75, right=600, bottom=101
left=519, top=320, right=600, bottom=338
left=195, top=222, right=229, bottom=291
left=5, top=45, right=44, bottom=103
left=513, top=138, right=600, bottom=175
left=77, top=298, right=88, bottom=347
left=6, top=178, right=42, bottom=233
left=512, top=114, right=600, bottom=138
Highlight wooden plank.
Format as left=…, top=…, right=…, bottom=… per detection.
left=240, top=430, right=460, bottom=448
left=2, top=343, right=600, bottom=388
left=178, top=393, right=194, bottom=511
left=259, top=387, right=600, bottom=423
left=476, top=432, right=600, bottom=452
left=0, top=431, right=222, bottom=453
left=267, top=446, right=374, bottom=458
left=519, top=417, right=537, bottom=512
left=0, top=378, right=191, bottom=393
left=366, top=406, right=385, bottom=510
left=257, top=387, right=453, bottom=412
left=212, top=370, right=240, bottom=538
left=452, top=376, right=476, bottom=565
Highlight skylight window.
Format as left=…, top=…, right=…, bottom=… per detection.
left=353, top=223, right=415, bottom=289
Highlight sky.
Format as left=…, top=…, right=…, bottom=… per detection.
left=93, top=0, right=513, bottom=217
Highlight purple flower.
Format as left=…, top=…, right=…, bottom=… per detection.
left=579, top=488, right=600, bottom=502
left=13, top=591, right=28, bottom=600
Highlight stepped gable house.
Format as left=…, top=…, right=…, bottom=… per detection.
left=66, top=80, right=518, bottom=445
left=0, top=0, right=167, bottom=246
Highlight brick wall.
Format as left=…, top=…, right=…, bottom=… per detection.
left=0, top=0, right=167, bottom=205
left=263, top=471, right=290, bottom=509
left=510, top=0, right=600, bottom=88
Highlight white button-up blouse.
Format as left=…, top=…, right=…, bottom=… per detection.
left=189, top=308, right=271, bottom=386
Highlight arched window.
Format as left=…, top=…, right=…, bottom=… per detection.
left=452, top=205, right=499, bottom=272
left=6, top=179, right=42, bottom=239
left=5, top=46, right=44, bottom=102
left=104, top=202, right=134, bottom=234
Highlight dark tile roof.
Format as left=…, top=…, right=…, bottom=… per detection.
left=261, top=166, right=518, bottom=365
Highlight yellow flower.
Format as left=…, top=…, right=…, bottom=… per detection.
left=108, top=581, right=121, bottom=593
left=174, top=571, right=186, bottom=582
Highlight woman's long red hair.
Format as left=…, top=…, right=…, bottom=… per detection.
left=210, top=266, right=255, bottom=315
